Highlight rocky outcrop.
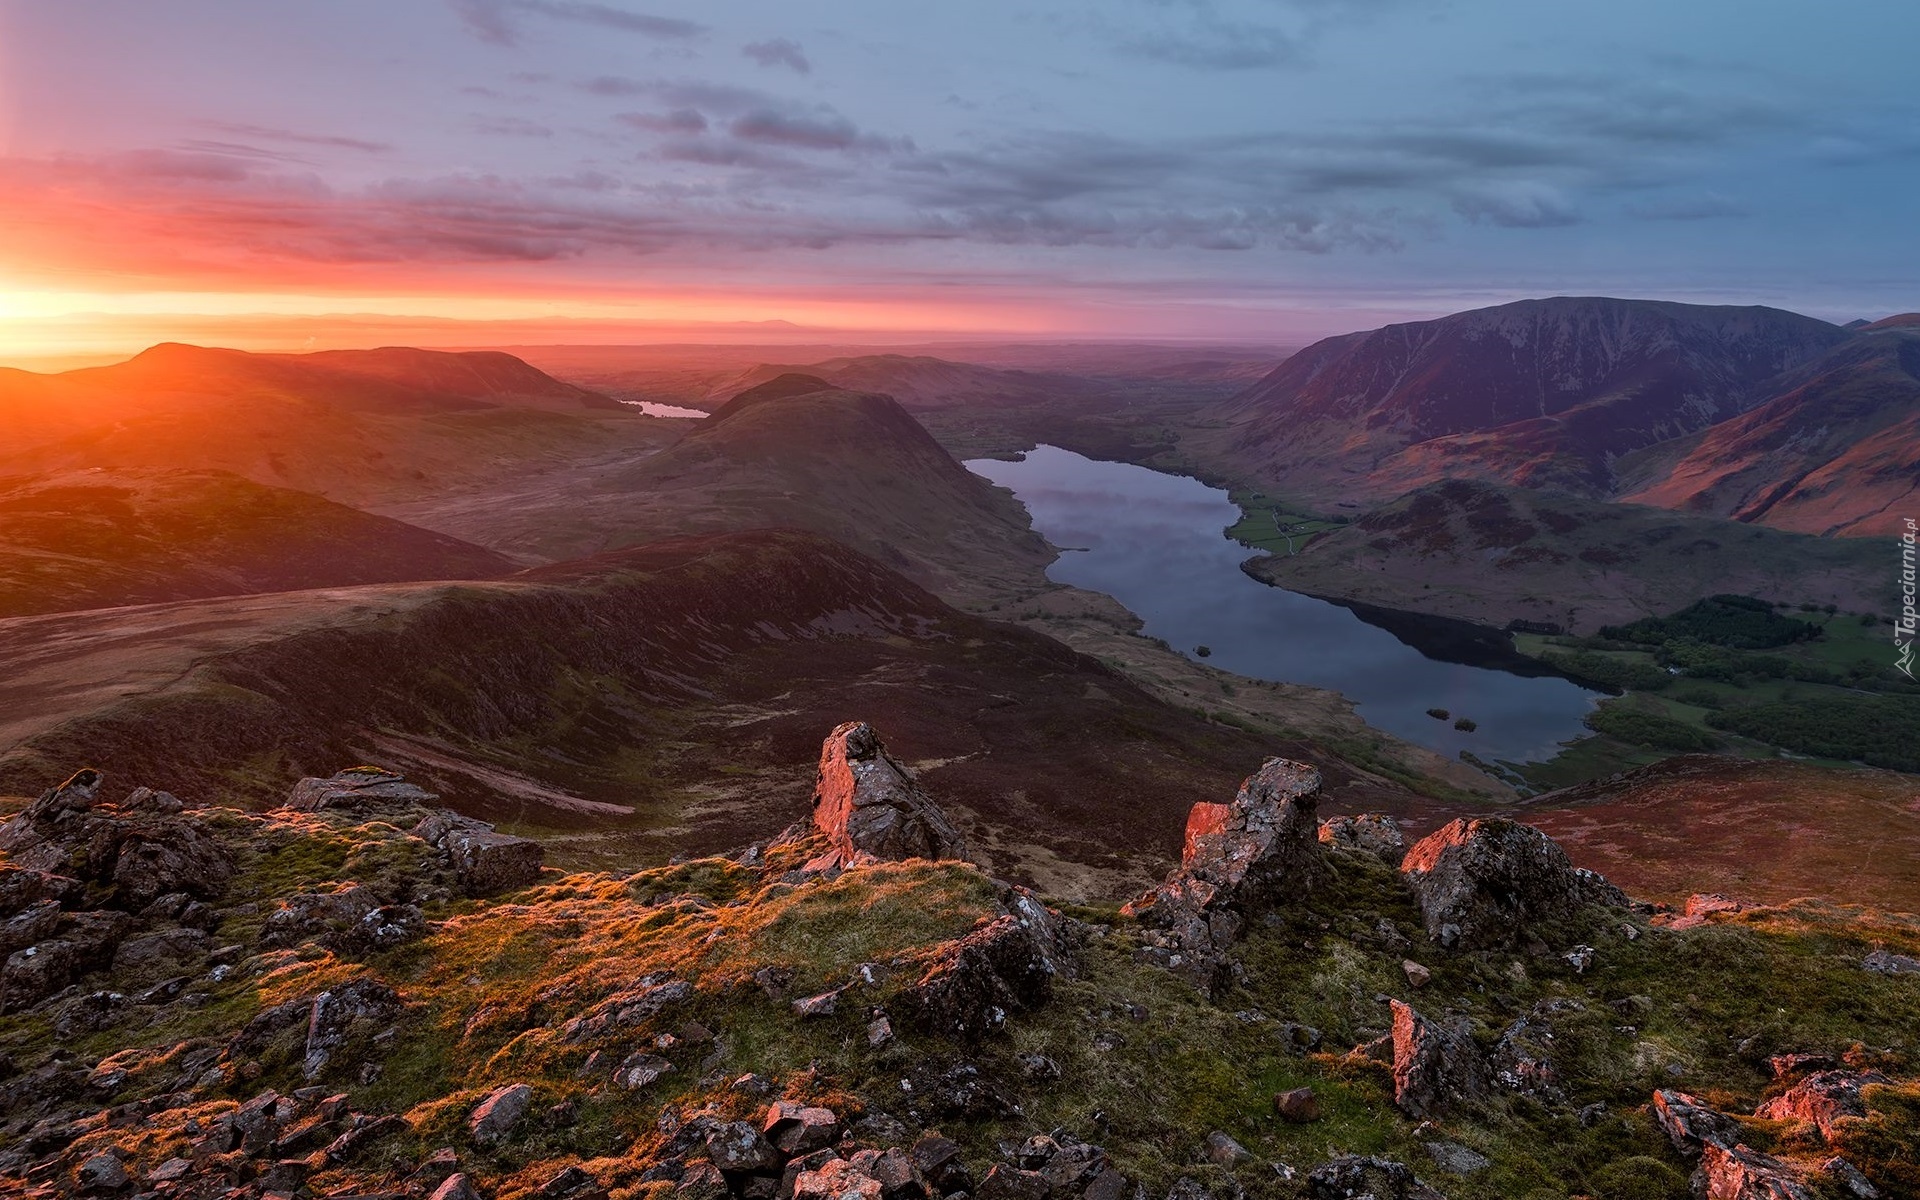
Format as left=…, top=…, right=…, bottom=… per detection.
left=1755, top=1069, right=1890, bottom=1142
left=1123, top=758, right=1325, bottom=993
left=805, top=722, right=966, bottom=872
left=1318, top=813, right=1406, bottom=863
left=282, top=771, right=544, bottom=896
left=904, top=884, right=1078, bottom=1044
left=1305, top=1154, right=1447, bottom=1200
left=1389, top=999, right=1488, bottom=1118
left=1399, top=817, right=1627, bottom=949
left=1654, top=1089, right=1817, bottom=1200
left=0, top=769, right=232, bottom=911
left=287, top=767, right=438, bottom=812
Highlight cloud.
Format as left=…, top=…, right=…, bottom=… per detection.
left=197, top=122, right=392, bottom=154
left=743, top=38, right=810, bottom=74
left=729, top=110, right=862, bottom=151
left=1626, top=193, right=1749, bottom=221
left=618, top=109, right=709, bottom=134
left=1451, top=182, right=1582, bottom=228
left=470, top=116, right=557, bottom=138
left=1121, top=22, right=1303, bottom=70
left=451, top=0, right=705, bottom=47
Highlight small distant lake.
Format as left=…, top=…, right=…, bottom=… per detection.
left=966, top=445, right=1602, bottom=764
left=620, top=400, right=708, bottom=418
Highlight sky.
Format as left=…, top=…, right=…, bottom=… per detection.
left=0, top=0, right=1916, bottom=359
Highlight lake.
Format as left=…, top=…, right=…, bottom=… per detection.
left=966, top=445, right=1602, bottom=764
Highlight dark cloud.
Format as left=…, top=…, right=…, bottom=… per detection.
left=618, top=108, right=709, bottom=134
left=743, top=38, right=810, bottom=74
left=451, top=0, right=705, bottom=47
left=1451, top=183, right=1582, bottom=228
left=729, top=110, right=861, bottom=151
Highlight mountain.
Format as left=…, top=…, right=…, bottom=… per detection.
left=1218, top=297, right=1851, bottom=498
left=382, top=375, right=1056, bottom=601
left=1617, top=326, right=1920, bottom=535
left=1240, top=479, right=1883, bottom=633
left=0, top=529, right=1418, bottom=895
left=0, top=343, right=663, bottom=508
left=0, top=467, right=514, bottom=617
left=700, top=355, right=1105, bottom=410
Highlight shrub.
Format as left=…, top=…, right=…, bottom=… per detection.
left=1583, top=703, right=1721, bottom=752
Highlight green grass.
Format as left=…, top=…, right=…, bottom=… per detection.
left=1225, top=490, right=1348, bottom=554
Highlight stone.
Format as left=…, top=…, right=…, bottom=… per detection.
left=1754, top=1069, right=1891, bottom=1141
left=1424, top=1141, right=1490, bottom=1175
left=1305, top=1155, right=1445, bottom=1200
left=76, top=1152, right=129, bottom=1192
left=0, top=867, right=83, bottom=920
left=1697, top=1141, right=1816, bottom=1200
left=469, top=1083, right=534, bottom=1145
left=1665, top=892, right=1749, bottom=930
left=112, top=928, right=213, bottom=974
left=1122, top=758, right=1324, bottom=993
left=1204, top=1131, right=1251, bottom=1167
left=287, top=768, right=437, bottom=812
left=805, top=722, right=967, bottom=872
left=541, top=1165, right=598, bottom=1197
left=707, top=1120, right=781, bottom=1173
left=1390, top=999, right=1487, bottom=1118
left=867, top=1013, right=894, bottom=1047
left=303, top=977, right=404, bottom=1080
left=764, top=1101, right=841, bottom=1156
left=1861, top=949, right=1920, bottom=975
left=1819, top=1156, right=1881, bottom=1199
left=792, top=989, right=843, bottom=1018
left=1652, top=1089, right=1743, bottom=1156
left=612, top=1053, right=674, bottom=1090
left=1400, top=817, right=1628, bottom=950
left=977, top=1163, right=1050, bottom=1200
left=1273, top=1087, right=1321, bottom=1123
left=903, top=911, right=1063, bottom=1043
left=909, top=1134, right=969, bottom=1194
left=1401, top=960, right=1431, bottom=988
left=3, top=939, right=82, bottom=1011
left=442, top=827, right=545, bottom=897
left=1491, top=1003, right=1572, bottom=1103
left=1318, top=813, right=1406, bottom=862
left=430, top=1173, right=487, bottom=1200
left=103, top=816, right=235, bottom=909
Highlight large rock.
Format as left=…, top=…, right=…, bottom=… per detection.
left=287, top=768, right=438, bottom=812
left=0, top=769, right=231, bottom=908
left=905, top=887, right=1077, bottom=1044
left=1306, top=1155, right=1446, bottom=1200
left=1318, top=813, right=1407, bottom=863
left=1755, top=1069, right=1890, bottom=1142
left=469, top=1083, right=534, bottom=1146
left=1399, top=817, right=1627, bottom=950
left=1697, top=1142, right=1816, bottom=1200
left=806, top=722, right=966, bottom=872
left=1123, top=758, right=1324, bottom=993
left=1390, top=999, right=1487, bottom=1118
left=411, top=811, right=544, bottom=897
left=303, top=977, right=405, bottom=1080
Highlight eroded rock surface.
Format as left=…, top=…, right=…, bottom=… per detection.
left=1390, top=999, right=1488, bottom=1118
left=806, top=722, right=967, bottom=872
left=1400, top=817, right=1627, bottom=949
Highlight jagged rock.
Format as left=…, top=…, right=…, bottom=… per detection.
left=1663, top=892, right=1750, bottom=930
left=0, top=771, right=104, bottom=857
left=1402, top=960, right=1431, bottom=988
left=1769, top=1053, right=1838, bottom=1079
left=1819, top=1157, right=1881, bottom=1199
left=1205, top=1131, right=1252, bottom=1166
left=1861, top=949, right=1920, bottom=975
left=0, top=866, right=83, bottom=919
left=564, top=975, right=693, bottom=1040
left=304, top=977, right=404, bottom=1079
left=287, top=767, right=437, bottom=812
left=1490, top=1003, right=1571, bottom=1103
left=900, top=1060, right=1021, bottom=1122
left=904, top=908, right=1065, bottom=1043
left=977, top=1163, right=1050, bottom=1200
left=1399, top=817, right=1627, bottom=950
left=1698, top=1141, right=1816, bottom=1200
left=53, top=990, right=128, bottom=1038
left=76, top=1151, right=129, bottom=1192
left=3, top=939, right=82, bottom=1011
left=1274, top=1086, right=1321, bottom=1123
left=1754, top=1069, right=1891, bottom=1141
left=0, top=901, right=62, bottom=957
left=612, top=1053, right=674, bottom=1089
left=1318, top=813, right=1406, bottom=862
left=1390, top=999, right=1487, bottom=1118
left=707, top=1120, right=781, bottom=1173
left=100, top=815, right=234, bottom=909
left=469, top=1082, right=534, bottom=1145
left=1652, top=1089, right=1742, bottom=1156
left=431, top=1172, right=486, bottom=1200
left=442, top=826, right=545, bottom=896
left=794, top=1149, right=927, bottom=1200
left=764, top=1101, right=841, bottom=1156
left=540, top=1165, right=598, bottom=1197
left=112, top=927, right=212, bottom=974
left=805, top=722, right=967, bottom=871
left=909, top=1134, right=970, bottom=1194
left=1123, top=758, right=1324, bottom=992
left=1305, top=1155, right=1446, bottom=1200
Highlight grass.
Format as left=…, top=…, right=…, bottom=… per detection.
left=1225, top=490, right=1347, bottom=555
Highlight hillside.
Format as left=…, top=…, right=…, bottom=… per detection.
left=0, top=468, right=514, bottom=617
left=0, top=529, right=1432, bottom=897
left=0, top=343, right=667, bottom=508
left=1, top=740, right=1915, bottom=1200
left=1239, top=480, right=1883, bottom=633
left=699, top=356, right=1106, bottom=410
left=1215, top=298, right=1850, bottom=500
left=384, top=376, right=1056, bottom=601
left=1617, top=327, right=1920, bottom=536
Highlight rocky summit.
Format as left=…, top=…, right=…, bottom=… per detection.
left=0, top=725, right=1916, bottom=1200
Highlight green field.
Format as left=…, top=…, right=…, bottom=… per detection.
left=1225, top=489, right=1348, bottom=554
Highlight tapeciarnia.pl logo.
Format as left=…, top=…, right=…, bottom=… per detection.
left=1899, top=517, right=1916, bottom=679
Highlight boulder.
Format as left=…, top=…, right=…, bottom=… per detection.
left=706, top=1120, right=781, bottom=1173
left=0, top=866, right=83, bottom=919
left=469, top=1083, right=534, bottom=1146
left=304, top=978, right=405, bottom=1080
left=1273, top=1086, right=1321, bottom=1123
left=1652, top=1089, right=1742, bottom=1157
left=112, top=928, right=213, bottom=974
left=906, top=912, right=1061, bottom=1043
left=1389, top=999, right=1487, bottom=1118
left=805, top=722, right=967, bottom=871
left=287, top=767, right=437, bottom=812
left=430, top=1172, right=486, bottom=1200
left=1491, top=1001, right=1576, bottom=1103
left=1123, top=758, right=1324, bottom=992
left=1754, top=1069, right=1891, bottom=1142
left=1399, top=817, right=1627, bottom=950
left=1861, top=949, right=1920, bottom=975
left=764, top=1102, right=841, bottom=1156
left=102, top=816, right=233, bottom=908
left=1318, top=813, right=1406, bottom=862
left=1305, top=1155, right=1446, bottom=1200
left=1697, top=1142, right=1816, bottom=1200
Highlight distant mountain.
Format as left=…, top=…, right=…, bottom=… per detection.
left=700, top=355, right=1104, bottom=410
left=0, top=467, right=513, bottom=618
left=0, top=343, right=657, bottom=507
left=1618, top=327, right=1920, bottom=536
left=1220, top=297, right=1850, bottom=497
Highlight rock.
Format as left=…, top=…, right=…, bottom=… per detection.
left=707, top=1120, right=781, bottom=1173
left=105, top=816, right=234, bottom=909
left=304, top=977, right=404, bottom=1079
left=112, top=927, right=213, bottom=974
left=564, top=976, right=694, bottom=1040
left=54, top=990, right=129, bottom=1038
left=76, top=1151, right=129, bottom=1192
left=541, top=1165, right=598, bottom=1197
left=1401, top=960, right=1431, bottom=988
left=1768, top=1053, right=1838, bottom=1079
left=1697, top=1141, right=1816, bottom=1200
left=1390, top=999, right=1487, bottom=1118
left=430, top=1173, right=487, bottom=1200
left=792, top=989, right=843, bottom=1018
left=469, top=1082, right=534, bottom=1146
left=442, top=827, right=545, bottom=896
left=977, top=1163, right=1050, bottom=1200
left=1754, top=1069, right=1891, bottom=1141
left=795, top=1150, right=928, bottom=1200
left=903, top=909, right=1065, bottom=1043
left=764, top=1101, right=841, bottom=1156
left=1424, top=1142, right=1490, bottom=1175
left=910, top=1134, right=970, bottom=1194
left=1305, top=1155, right=1445, bottom=1200
left=1652, top=1089, right=1741, bottom=1156
left=1399, top=817, right=1627, bottom=950
left=867, top=1013, right=894, bottom=1047
left=287, top=767, right=438, bottom=812
left=1819, top=1156, right=1881, bottom=1199
left=612, top=1053, right=674, bottom=1090
left=3, top=939, right=82, bottom=1011
left=1664, top=892, right=1749, bottom=930
left=1205, top=1131, right=1252, bottom=1167
left=805, top=722, right=967, bottom=871
left=1861, top=949, right=1920, bottom=975
left=1273, top=1086, right=1322, bottom=1123
left=1491, top=1003, right=1571, bottom=1103
left=1318, top=813, right=1406, bottom=862
left=0, top=866, right=83, bottom=919
left=1123, top=758, right=1324, bottom=992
